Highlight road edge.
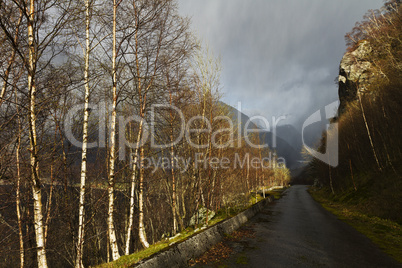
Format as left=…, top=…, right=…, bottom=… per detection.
left=133, top=195, right=275, bottom=268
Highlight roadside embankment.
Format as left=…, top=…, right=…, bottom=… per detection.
left=133, top=195, right=275, bottom=268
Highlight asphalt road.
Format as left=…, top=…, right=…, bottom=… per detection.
left=206, top=185, right=401, bottom=268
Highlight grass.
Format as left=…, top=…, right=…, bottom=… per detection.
left=309, top=187, right=402, bottom=263
left=96, top=226, right=199, bottom=268
left=265, top=189, right=284, bottom=200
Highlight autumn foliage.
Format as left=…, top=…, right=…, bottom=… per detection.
left=310, top=0, right=402, bottom=222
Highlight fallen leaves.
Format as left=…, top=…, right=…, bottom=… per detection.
left=188, top=227, right=256, bottom=266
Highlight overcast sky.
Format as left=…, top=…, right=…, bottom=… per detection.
left=178, top=0, right=384, bottom=129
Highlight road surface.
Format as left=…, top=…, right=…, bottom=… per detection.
left=197, top=185, right=401, bottom=267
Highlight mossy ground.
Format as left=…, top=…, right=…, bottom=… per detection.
left=96, top=189, right=286, bottom=268
left=235, top=254, right=248, bottom=264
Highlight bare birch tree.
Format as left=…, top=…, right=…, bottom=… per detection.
left=123, top=0, right=194, bottom=250
left=106, top=0, right=121, bottom=260
left=75, top=0, right=92, bottom=266
left=0, top=0, right=75, bottom=266
left=15, top=74, right=24, bottom=268
left=26, top=0, right=48, bottom=265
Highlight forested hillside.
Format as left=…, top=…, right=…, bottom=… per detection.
left=309, top=0, right=402, bottom=223
left=0, top=0, right=291, bottom=267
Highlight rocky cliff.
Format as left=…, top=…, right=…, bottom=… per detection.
left=337, top=40, right=377, bottom=114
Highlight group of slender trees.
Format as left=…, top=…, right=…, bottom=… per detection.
left=0, top=0, right=289, bottom=267
left=309, top=0, right=401, bottom=220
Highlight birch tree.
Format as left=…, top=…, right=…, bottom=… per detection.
left=27, top=0, right=48, bottom=265
left=0, top=4, right=24, bottom=265
left=188, top=45, right=221, bottom=223
left=0, top=0, right=74, bottom=266
left=14, top=64, right=24, bottom=268
left=106, top=0, right=121, bottom=261
left=123, top=0, right=194, bottom=251
left=75, top=0, right=92, bottom=266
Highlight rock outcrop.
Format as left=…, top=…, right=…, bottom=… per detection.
left=338, top=40, right=376, bottom=114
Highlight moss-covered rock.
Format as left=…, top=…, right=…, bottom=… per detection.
left=190, top=207, right=216, bottom=226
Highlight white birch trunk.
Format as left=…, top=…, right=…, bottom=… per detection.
left=16, top=149, right=24, bottom=268
left=75, top=0, right=91, bottom=266
left=132, top=0, right=149, bottom=248
left=170, top=92, right=177, bottom=235
left=358, top=91, right=382, bottom=171
left=107, top=0, right=121, bottom=260
left=124, top=120, right=143, bottom=255
left=138, top=146, right=149, bottom=248
left=28, top=0, right=48, bottom=266
left=15, top=88, right=24, bottom=268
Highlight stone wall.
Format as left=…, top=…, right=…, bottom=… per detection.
left=134, top=196, right=275, bottom=268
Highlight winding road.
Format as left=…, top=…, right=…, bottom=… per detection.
left=201, top=185, right=401, bottom=267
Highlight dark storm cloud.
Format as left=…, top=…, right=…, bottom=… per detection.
left=178, top=0, right=384, bottom=127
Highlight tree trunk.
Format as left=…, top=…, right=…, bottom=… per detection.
left=138, top=146, right=150, bottom=248
left=107, top=0, right=121, bottom=260
left=347, top=143, right=357, bottom=191
left=170, top=92, right=177, bottom=235
left=259, top=147, right=265, bottom=198
left=76, top=0, right=91, bottom=266
left=358, top=92, right=382, bottom=171
left=124, top=120, right=143, bottom=255
left=327, top=144, right=335, bottom=195
left=28, top=0, right=48, bottom=266
left=15, top=88, right=24, bottom=268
